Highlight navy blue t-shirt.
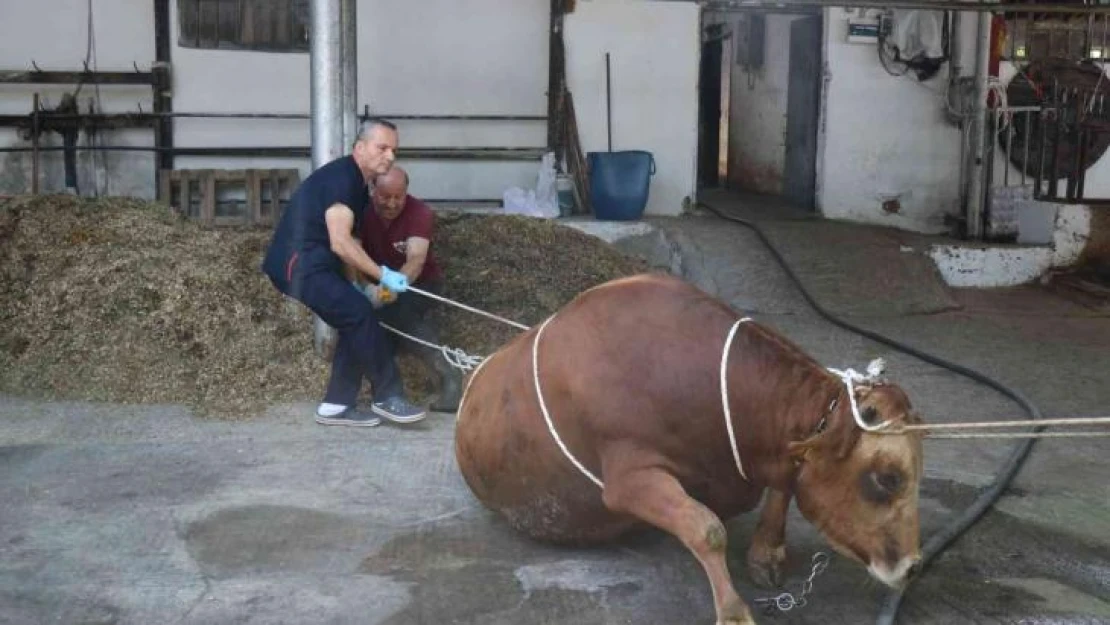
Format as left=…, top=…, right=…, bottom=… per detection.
left=262, top=155, right=368, bottom=293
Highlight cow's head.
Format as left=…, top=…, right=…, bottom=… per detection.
left=787, top=381, right=924, bottom=589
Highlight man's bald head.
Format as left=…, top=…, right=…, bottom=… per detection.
left=372, top=166, right=410, bottom=221
left=375, top=166, right=409, bottom=194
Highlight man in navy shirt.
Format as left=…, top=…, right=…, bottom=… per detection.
left=261, top=118, right=425, bottom=426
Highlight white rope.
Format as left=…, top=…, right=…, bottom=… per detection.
left=893, top=415, right=1110, bottom=432
left=378, top=322, right=485, bottom=372
left=928, top=431, right=1110, bottom=440
left=532, top=314, right=604, bottom=489
left=408, top=285, right=531, bottom=331
left=720, top=317, right=753, bottom=482
left=455, top=349, right=497, bottom=423
left=827, top=359, right=895, bottom=433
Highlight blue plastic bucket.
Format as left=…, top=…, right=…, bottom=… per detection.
left=587, top=150, right=656, bottom=221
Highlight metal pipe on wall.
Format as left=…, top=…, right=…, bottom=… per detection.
left=310, top=0, right=344, bottom=170
left=341, top=0, right=358, bottom=148
left=965, top=10, right=993, bottom=240
left=309, top=0, right=344, bottom=355
left=701, top=0, right=1110, bottom=14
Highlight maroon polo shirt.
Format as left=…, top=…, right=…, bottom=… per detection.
left=361, top=194, right=443, bottom=284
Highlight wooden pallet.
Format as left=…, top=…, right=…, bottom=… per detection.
left=158, top=168, right=301, bottom=227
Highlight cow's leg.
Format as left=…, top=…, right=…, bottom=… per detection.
left=602, top=468, right=754, bottom=625
left=746, top=489, right=791, bottom=589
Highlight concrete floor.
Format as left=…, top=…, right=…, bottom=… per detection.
left=2, top=195, right=1109, bottom=625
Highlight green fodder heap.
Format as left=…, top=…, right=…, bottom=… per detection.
left=0, top=195, right=649, bottom=417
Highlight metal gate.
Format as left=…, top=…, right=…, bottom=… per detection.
left=972, top=60, right=1110, bottom=240
left=987, top=62, right=1110, bottom=207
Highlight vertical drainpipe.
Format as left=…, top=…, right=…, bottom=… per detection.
left=965, top=9, right=994, bottom=240
left=951, top=10, right=964, bottom=215
left=310, top=0, right=344, bottom=356
left=547, top=0, right=565, bottom=162
left=341, top=0, right=358, bottom=149
left=153, top=0, right=173, bottom=203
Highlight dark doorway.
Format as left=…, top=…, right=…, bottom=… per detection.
left=698, top=25, right=726, bottom=188
left=783, top=15, right=823, bottom=210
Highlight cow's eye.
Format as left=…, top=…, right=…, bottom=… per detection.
left=861, top=406, right=880, bottom=425
left=860, top=469, right=903, bottom=504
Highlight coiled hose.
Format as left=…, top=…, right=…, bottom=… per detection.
left=697, top=201, right=1043, bottom=625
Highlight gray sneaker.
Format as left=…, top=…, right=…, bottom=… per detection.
left=371, top=396, right=427, bottom=424
left=315, top=407, right=382, bottom=427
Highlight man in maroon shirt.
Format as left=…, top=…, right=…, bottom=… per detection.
left=359, top=166, right=462, bottom=411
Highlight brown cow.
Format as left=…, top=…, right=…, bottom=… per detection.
left=455, top=273, right=925, bottom=625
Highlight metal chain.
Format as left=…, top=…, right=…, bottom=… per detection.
left=753, top=552, right=830, bottom=614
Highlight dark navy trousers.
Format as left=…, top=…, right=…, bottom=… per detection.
left=275, top=264, right=403, bottom=407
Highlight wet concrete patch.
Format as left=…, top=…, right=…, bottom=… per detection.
left=0, top=444, right=48, bottom=470
left=902, top=480, right=1110, bottom=622
left=360, top=521, right=714, bottom=625
left=184, top=505, right=370, bottom=579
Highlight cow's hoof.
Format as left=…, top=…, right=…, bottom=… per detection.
left=717, top=598, right=757, bottom=625
left=746, top=544, right=787, bottom=589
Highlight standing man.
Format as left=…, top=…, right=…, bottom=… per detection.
left=261, top=119, right=426, bottom=427
left=360, top=166, right=463, bottom=412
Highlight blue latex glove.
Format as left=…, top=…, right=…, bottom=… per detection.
left=379, top=266, right=409, bottom=293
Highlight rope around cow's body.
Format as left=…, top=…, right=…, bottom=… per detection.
left=388, top=285, right=1110, bottom=442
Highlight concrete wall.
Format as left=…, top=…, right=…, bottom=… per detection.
left=564, top=0, right=701, bottom=217
left=0, top=0, right=156, bottom=197
left=726, top=14, right=801, bottom=195
left=1, top=0, right=549, bottom=202
left=817, top=8, right=968, bottom=234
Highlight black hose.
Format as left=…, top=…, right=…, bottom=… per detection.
left=697, top=201, right=1043, bottom=625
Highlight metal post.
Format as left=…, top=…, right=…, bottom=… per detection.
left=31, top=93, right=40, bottom=195
left=965, top=10, right=993, bottom=240
left=153, top=0, right=173, bottom=200
left=311, top=0, right=344, bottom=169
left=341, top=0, right=358, bottom=149
left=310, top=0, right=344, bottom=357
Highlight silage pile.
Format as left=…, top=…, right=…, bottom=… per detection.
left=0, top=195, right=649, bottom=418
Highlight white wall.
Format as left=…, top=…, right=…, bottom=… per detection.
left=817, top=8, right=968, bottom=234
left=1, top=0, right=550, bottom=202
left=0, top=0, right=156, bottom=197
left=564, top=0, right=700, bottom=217
left=171, top=0, right=551, bottom=202
left=727, top=14, right=800, bottom=195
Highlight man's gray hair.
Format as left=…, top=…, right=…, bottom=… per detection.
left=356, top=117, right=398, bottom=142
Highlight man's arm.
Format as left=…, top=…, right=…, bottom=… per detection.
left=399, top=236, right=430, bottom=284
left=325, top=204, right=385, bottom=281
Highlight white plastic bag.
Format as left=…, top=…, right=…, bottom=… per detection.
left=502, top=187, right=538, bottom=216
left=534, top=152, right=559, bottom=218
left=502, top=152, right=560, bottom=219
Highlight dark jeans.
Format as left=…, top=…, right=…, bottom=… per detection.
left=276, top=267, right=404, bottom=406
